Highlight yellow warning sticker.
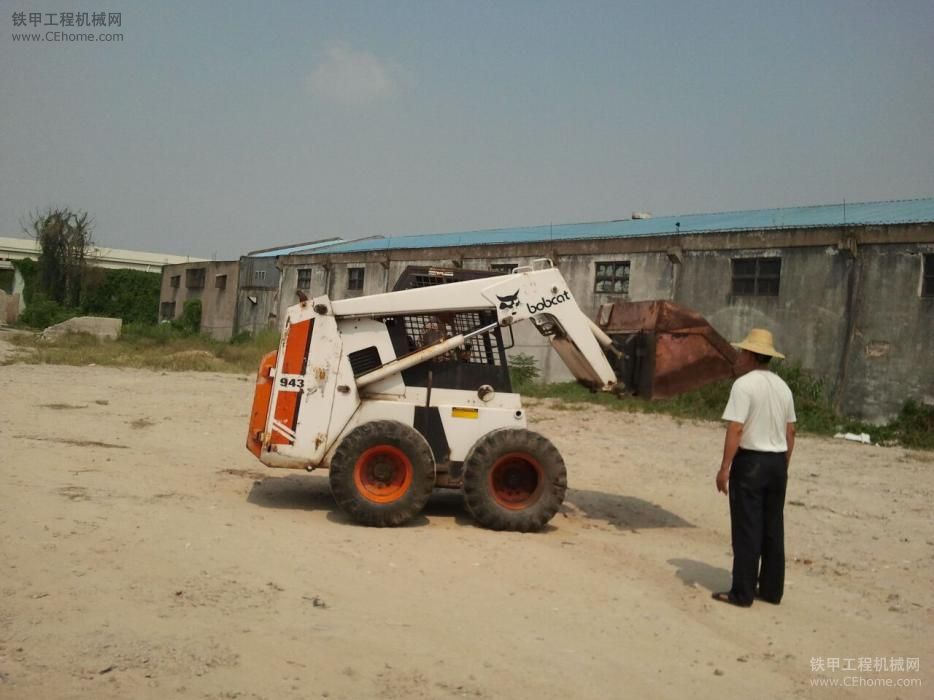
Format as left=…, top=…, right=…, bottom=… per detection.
left=451, top=407, right=479, bottom=419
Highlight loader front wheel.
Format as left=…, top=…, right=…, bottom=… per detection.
left=329, top=421, right=435, bottom=527
left=463, top=429, right=567, bottom=532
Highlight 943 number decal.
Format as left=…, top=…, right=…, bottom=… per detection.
left=277, top=374, right=305, bottom=391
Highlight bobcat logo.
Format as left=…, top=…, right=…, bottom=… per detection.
left=497, top=290, right=520, bottom=311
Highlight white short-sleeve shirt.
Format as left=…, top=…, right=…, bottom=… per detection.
left=722, top=369, right=796, bottom=452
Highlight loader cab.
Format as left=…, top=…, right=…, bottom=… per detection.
left=383, top=310, right=513, bottom=393
left=386, top=266, right=514, bottom=393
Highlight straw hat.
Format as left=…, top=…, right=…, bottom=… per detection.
left=732, top=328, right=785, bottom=359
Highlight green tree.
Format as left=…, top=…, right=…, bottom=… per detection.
left=25, top=208, right=94, bottom=307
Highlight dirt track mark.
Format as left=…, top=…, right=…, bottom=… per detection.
left=57, top=486, right=91, bottom=501
left=40, top=403, right=88, bottom=410
left=218, top=468, right=267, bottom=480
left=15, top=435, right=127, bottom=449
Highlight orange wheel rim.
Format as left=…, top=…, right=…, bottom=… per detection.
left=489, top=452, right=544, bottom=510
left=353, top=445, right=413, bottom=504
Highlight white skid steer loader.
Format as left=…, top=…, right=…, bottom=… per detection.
left=246, top=259, right=736, bottom=531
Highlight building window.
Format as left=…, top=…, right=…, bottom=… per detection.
left=215, top=274, right=227, bottom=290
left=923, top=254, right=934, bottom=297
left=297, top=268, right=312, bottom=290
left=185, top=268, right=205, bottom=289
left=0, top=267, right=14, bottom=294
left=348, top=267, right=365, bottom=291
left=491, top=263, right=518, bottom=274
left=253, top=269, right=266, bottom=283
left=160, top=301, right=176, bottom=320
left=594, top=261, right=630, bottom=294
left=732, top=258, right=781, bottom=296
left=170, top=275, right=180, bottom=288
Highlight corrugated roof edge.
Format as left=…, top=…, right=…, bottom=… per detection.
left=311, top=197, right=934, bottom=255
left=247, top=237, right=343, bottom=257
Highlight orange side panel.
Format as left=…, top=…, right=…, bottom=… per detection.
left=269, top=319, right=313, bottom=445
left=246, top=350, right=278, bottom=457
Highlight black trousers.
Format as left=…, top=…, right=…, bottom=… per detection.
left=728, top=448, right=788, bottom=605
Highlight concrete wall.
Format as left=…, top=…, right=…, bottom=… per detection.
left=0, top=290, right=20, bottom=325
left=675, top=245, right=852, bottom=393
left=236, top=257, right=281, bottom=336
left=275, top=224, right=934, bottom=422
left=839, top=245, right=934, bottom=420
left=0, top=262, right=24, bottom=323
left=159, top=261, right=239, bottom=340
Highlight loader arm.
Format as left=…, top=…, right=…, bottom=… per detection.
left=333, top=258, right=620, bottom=391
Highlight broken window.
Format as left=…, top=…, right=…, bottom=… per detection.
left=347, top=267, right=365, bottom=291
left=170, top=275, right=180, bottom=288
left=924, top=254, right=934, bottom=297
left=491, top=263, right=518, bottom=274
left=594, top=261, right=630, bottom=294
left=185, top=268, right=205, bottom=290
left=215, top=274, right=227, bottom=290
left=297, top=268, right=312, bottom=290
left=732, top=258, right=781, bottom=296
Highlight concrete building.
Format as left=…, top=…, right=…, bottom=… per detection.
left=236, top=238, right=342, bottom=336
left=0, top=235, right=207, bottom=324
left=274, top=198, right=934, bottom=423
left=158, top=260, right=240, bottom=340
left=158, top=239, right=343, bottom=340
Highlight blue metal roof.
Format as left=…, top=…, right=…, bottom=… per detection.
left=249, top=237, right=343, bottom=258
left=314, top=198, right=934, bottom=255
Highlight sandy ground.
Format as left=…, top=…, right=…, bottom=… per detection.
left=0, top=351, right=931, bottom=699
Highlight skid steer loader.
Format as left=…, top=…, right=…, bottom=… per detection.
left=246, top=259, right=736, bottom=531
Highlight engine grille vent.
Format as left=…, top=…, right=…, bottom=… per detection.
left=349, top=346, right=382, bottom=377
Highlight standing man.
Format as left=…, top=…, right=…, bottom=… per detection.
left=713, top=328, right=796, bottom=608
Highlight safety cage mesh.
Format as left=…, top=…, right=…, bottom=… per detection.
left=384, top=311, right=504, bottom=366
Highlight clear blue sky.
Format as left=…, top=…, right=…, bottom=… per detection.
left=2, top=0, right=932, bottom=258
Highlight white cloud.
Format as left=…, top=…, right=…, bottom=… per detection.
left=307, top=42, right=399, bottom=106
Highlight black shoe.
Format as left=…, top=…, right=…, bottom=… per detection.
left=712, top=591, right=753, bottom=607
left=756, top=593, right=782, bottom=605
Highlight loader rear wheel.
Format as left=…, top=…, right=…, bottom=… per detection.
left=329, top=421, right=435, bottom=527
left=463, top=429, right=567, bottom=532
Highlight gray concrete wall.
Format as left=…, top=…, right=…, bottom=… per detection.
left=236, top=257, right=281, bottom=336
left=675, top=245, right=852, bottom=393
left=839, top=245, right=934, bottom=421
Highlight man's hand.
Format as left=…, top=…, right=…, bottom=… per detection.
left=716, top=466, right=730, bottom=495
left=719, top=422, right=742, bottom=495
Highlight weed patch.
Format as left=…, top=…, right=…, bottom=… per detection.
left=4, top=327, right=279, bottom=375
left=515, top=361, right=932, bottom=450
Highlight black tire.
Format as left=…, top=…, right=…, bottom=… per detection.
left=329, top=420, right=435, bottom=527
left=463, top=429, right=567, bottom=532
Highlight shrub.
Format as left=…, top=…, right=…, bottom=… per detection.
left=891, top=400, right=934, bottom=450
left=11, top=258, right=38, bottom=304
left=509, top=352, right=541, bottom=388
left=17, top=297, right=79, bottom=329
left=173, top=298, right=202, bottom=334
left=82, top=268, right=160, bottom=324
